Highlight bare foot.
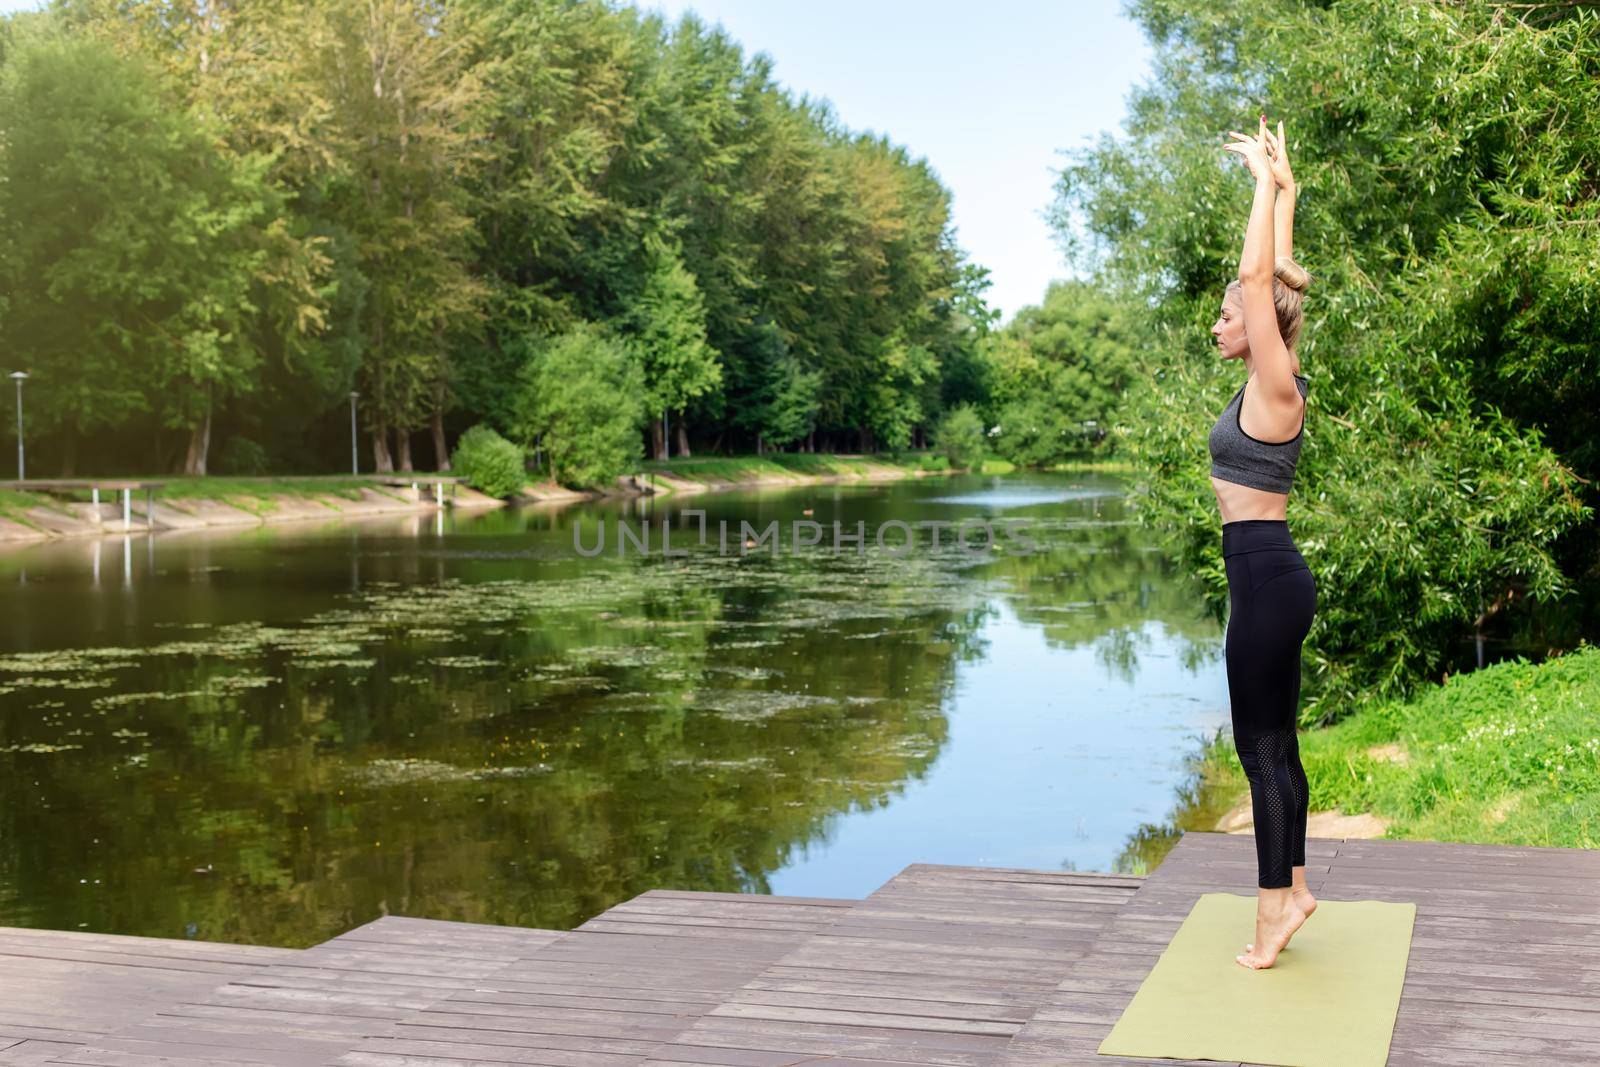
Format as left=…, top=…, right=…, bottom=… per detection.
left=1245, top=885, right=1317, bottom=955
left=1293, top=884, right=1318, bottom=918
left=1236, top=898, right=1308, bottom=969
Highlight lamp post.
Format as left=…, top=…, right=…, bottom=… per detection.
left=9, top=372, right=26, bottom=482
left=348, top=391, right=360, bottom=475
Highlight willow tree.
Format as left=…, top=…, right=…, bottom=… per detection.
left=1051, top=0, right=1594, bottom=714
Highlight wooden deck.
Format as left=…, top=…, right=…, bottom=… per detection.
left=2, top=832, right=1594, bottom=1066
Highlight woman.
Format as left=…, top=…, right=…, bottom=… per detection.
left=1212, top=116, right=1317, bottom=970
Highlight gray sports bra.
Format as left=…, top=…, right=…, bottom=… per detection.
left=1208, top=373, right=1308, bottom=494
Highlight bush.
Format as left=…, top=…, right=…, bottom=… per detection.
left=215, top=436, right=269, bottom=476
left=511, top=324, right=644, bottom=489
left=932, top=405, right=986, bottom=469
left=452, top=425, right=525, bottom=498
left=991, top=395, right=1077, bottom=469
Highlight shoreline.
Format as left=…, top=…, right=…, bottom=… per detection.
left=518, top=452, right=985, bottom=503
left=0, top=453, right=1118, bottom=542
left=0, top=479, right=503, bottom=544
left=0, top=460, right=954, bottom=542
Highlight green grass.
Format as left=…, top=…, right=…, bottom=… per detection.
left=640, top=451, right=952, bottom=483
left=1199, top=643, right=1600, bottom=849
left=1045, top=456, right=1137, bottom=473
left=0, top=488, right=57, bottom=529
left=152, top=476, right=395, bottom=506
left=0, top=476, right=411, bottom=522
left=635, top=450, right=1136, bottom=488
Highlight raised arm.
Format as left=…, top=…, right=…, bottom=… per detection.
left=1223, top=118, right=1299, bottom=409
left=1274, top=182, right=1295, bottom=261
left=1266, top=119, right=1296, bottom=261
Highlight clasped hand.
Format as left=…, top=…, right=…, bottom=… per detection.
left=1224, top=116, right=1294, bottom=191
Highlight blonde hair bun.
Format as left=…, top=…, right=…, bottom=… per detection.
left=1274, top=257, right=1312, bottom=293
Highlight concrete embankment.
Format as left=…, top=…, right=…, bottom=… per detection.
left=0, top=455, right=973, bottom=540
left=0, top=480, right=502, bottom=543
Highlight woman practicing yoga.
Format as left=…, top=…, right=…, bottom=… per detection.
left=1212, top=116, right=1317, bottom=970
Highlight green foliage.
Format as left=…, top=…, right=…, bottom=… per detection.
left=985, top=280, right=1136, bottom=466
left=1052, top=0, right=1595, bottom=716
left=0, top=26, right=287, bottom=470
left=512, top=325, right=643, bottom=489
left=867, top=335, right=939, bottom=451
left=318, top=0, right=487, bottom=469
left=452, top=425, right=525, bottom=498
left=1207, top=643, right=1600, bottom=849
left=616, top=232, right=722, bottom=452
left=0, top=0, right=988, bottom=475
left=216, top=438, right=271, bottom=477
left=932, top=405, right=987, bottom=470
left=991, top=395, right=1077, bottom=469
left=727, top=320, right=821, bottom=451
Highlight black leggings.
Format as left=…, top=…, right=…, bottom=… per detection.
left=1223, top=519, right=1317, bottom=889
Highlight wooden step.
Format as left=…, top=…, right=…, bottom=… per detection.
left=0, top=926, right=296, bottom=1064
left=332, top=890, right=862, bottom=1066
left=642, top=865, right=1142, bottom=1065
left=36, top=915, right=564, bottom=1066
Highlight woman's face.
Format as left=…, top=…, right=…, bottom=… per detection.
left=1211, top=291, right=1248, bottom=361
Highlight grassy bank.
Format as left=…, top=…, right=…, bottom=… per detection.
left=634, top=451, right=1132, bottom=487
left=637, top=451, right=953, bottom=488
left=152, top=476, right=386, bottom=501
left=2, top=476, right=408, bottom=506
left=1196, top=644, right=1600, bottom=851
left=0, top=475, right=474, bottom=537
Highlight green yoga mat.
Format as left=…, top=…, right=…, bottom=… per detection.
left=1098, top=892, right=1416, bottom=1067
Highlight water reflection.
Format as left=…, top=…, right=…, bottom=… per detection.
left=0, top=472, right=1227, bottom=946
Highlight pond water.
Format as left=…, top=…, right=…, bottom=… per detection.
left=0, top=471, right=1230, bottom=947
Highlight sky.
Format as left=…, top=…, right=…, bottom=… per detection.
left=646, top=1, right=1154, bottom=322
left=0, top=0, right=1155, bottom=324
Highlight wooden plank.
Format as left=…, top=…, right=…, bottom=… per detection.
left=995, top=831, right=1599, bottom=1065
left=370, top=1024, right=655, bottom=1058
left=7, top=842, right=1591, bottom=1065
left=0, top=1043, right=81, bottom=1066
left=328, top=893, right=860, bottom=1066
left=645, top=864, right=1134, bottom=1065
left=346, top=1036, right=649, bottom=1066
left=622, top=890, right=858, bottom=908
left=44, top=918, right=565, bottom=1067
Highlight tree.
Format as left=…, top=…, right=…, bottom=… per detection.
left=727, top=319, right=820, bottom=454
left=1049, top=0, right=1594, bottom=713
left=0, top=28, right=283, bottom=475
left=512, top=324, right=644, bottom=488
left=985, top=280, right=1137, bottom=465
left=617, top=233, right=722, bottom=459
left=62, top=0, right=341, bottom=474
left=933, top=404, right=986, bottom=470
left=317, top=0, right=487, bottom=472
